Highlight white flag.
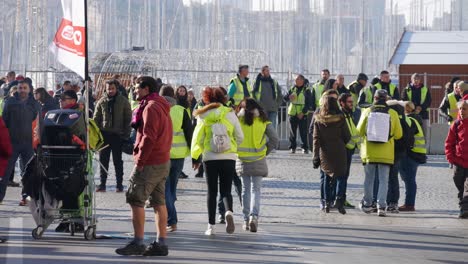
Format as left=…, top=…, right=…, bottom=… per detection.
left=50, top=0, right=86, bottom=79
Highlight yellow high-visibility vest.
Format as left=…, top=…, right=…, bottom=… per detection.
left=170, top=105, right=190, bottom=159
left=238, top=117, right=270, bottom=162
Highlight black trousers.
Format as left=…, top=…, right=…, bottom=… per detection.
left=204, top=160, right=235, bottom=225
left=218, top=172, right=242, bottom=217
left=454, top=165, right=468, bottom=209
left=289, top=116, right=308, bottom=150
left=99, top=131, right=124, bottom=187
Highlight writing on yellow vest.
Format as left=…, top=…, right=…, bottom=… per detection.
left=170, top=105, right=190, bottom=159
left=238, top=117, right=271, bottom=162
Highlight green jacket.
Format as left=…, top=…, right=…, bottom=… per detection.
left=356, top=104, right=403, bottom=165
left=93, top=94, right=132, bottom=139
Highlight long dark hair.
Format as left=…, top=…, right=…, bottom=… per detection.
left=319, top=96, right=341, bottom=116
left=236, top=98, right=269, bottom=126
left=176, top=85, right=189, bottom=108
left=324, top=78, right=336, bottom=91
left=34, top=87, right=53, bottom=103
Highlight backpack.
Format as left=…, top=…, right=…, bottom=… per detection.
left=209, top=110, right=231, bottom=153
left=89, top=119, right=104, bottom=150
left=366, top=106, right=391, bottom=143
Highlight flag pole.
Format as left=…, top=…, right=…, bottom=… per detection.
left=84, top=0, right=90, bottom=152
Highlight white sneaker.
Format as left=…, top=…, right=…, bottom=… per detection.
left=225, top=211, right=235, bottom=234
left=242, top=221, right=249, bottom=231
left=205, top=224, right=215, bottom=236
left=378, top=208, right=387, bottom=217
left=249, top=215, right=258, bottom=233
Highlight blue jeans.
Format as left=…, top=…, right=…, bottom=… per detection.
left=268, top=111, right=278, bottom=129
left=165, top=158, right=185, bottom=226
left=399, top=155, right=420, bottom=206
left=324, top=174, right=345, bottom=203
left=387, top=153, right=404, bottom=204
left=320, top=169, right=328, bottom=204
left=241, top=176, right=263, bottom=221
left=363, top=164, right=390, bottom=209
left=0, top=143, right=34, bottom=201
left=337, top=148, right=355, bottom=200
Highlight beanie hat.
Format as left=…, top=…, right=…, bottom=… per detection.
left=357, top=73, right=368, bottom=81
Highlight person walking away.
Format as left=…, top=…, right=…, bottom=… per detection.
left=397, top=101, right=427, bottom=212
left=191, top=87, right=244, bottom=236
left=94, top=79, right=132, bottom=192
left=445, top=99, right=468, bottom=219
left=251, top=65, right=283, bottom=128
left=236, top=98, right=278, bottom=232
left=228, top=65, right=251, bottom=107
left=357, top=90, right=402, bottom=217
left=313, top=94, right=351, bottom=214
left=402, top=73, right=432, bottom=140
left=116, top=76, right=172, bottom=256
left=439, top=80, right=463, bottom=125
left=310, top=90, right=340, bottom=210
left=0, top=80, right=40, bottom=205
left=347, top=73, right=368, bottom=107
left=338, top=93, right=361, bottom=209
left=284, top=75, right=312, bottom=154
left=33, top=87, right=59, bottom=118
left=160, top=85, right=193, bottom=232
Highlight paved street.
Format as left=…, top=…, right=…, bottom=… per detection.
left=1, top=151, right=467, bottom=264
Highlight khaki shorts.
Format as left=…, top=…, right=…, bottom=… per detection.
left=126, top=162, right=170, bottom=207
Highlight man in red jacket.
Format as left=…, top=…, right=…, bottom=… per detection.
left=116, top=76, right=172, bottom=256
left=445, top=99, right=468, bottom=219
left=0, top=118, right=12, bottom=242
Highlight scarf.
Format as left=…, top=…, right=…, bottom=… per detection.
left=131, top=92, right=158, bottom=129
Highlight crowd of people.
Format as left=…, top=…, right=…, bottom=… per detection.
left=0, top=66, right=467, bottom=256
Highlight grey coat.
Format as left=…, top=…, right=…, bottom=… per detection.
left=236, top=123, right=279, bottom=177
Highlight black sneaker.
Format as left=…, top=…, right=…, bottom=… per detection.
left=55, top=222, right=69, bottom=232
left=179, top=172, right=189, bottom=179
left=194, top=173, right=203, bottom=178
left=218, top=214, right=226, bottom=224
left=116, top=241, right=146, bottom=256
left=459, top=209, right=468, bottom=219
left=143, top=241, right=169, bottom=256
left=116, top=185, right=124, bottom=193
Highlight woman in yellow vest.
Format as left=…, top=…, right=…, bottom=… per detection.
left=160, top=85, right=194, bottom=232
left=236, top=98, right=278, bottom=232
left=191, top=87, right=244, bottom=236
left=398, top=101, right=427, bottom=212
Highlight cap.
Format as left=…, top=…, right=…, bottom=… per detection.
left=15, top=75, right=25, bottom=81
left=357, top=73, right=368, bottom=81
left=238, top=64, right=249, bottom=72
left=374, top=89, right=388, bottom=99
left=61, top=90, right=78, bottom=101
